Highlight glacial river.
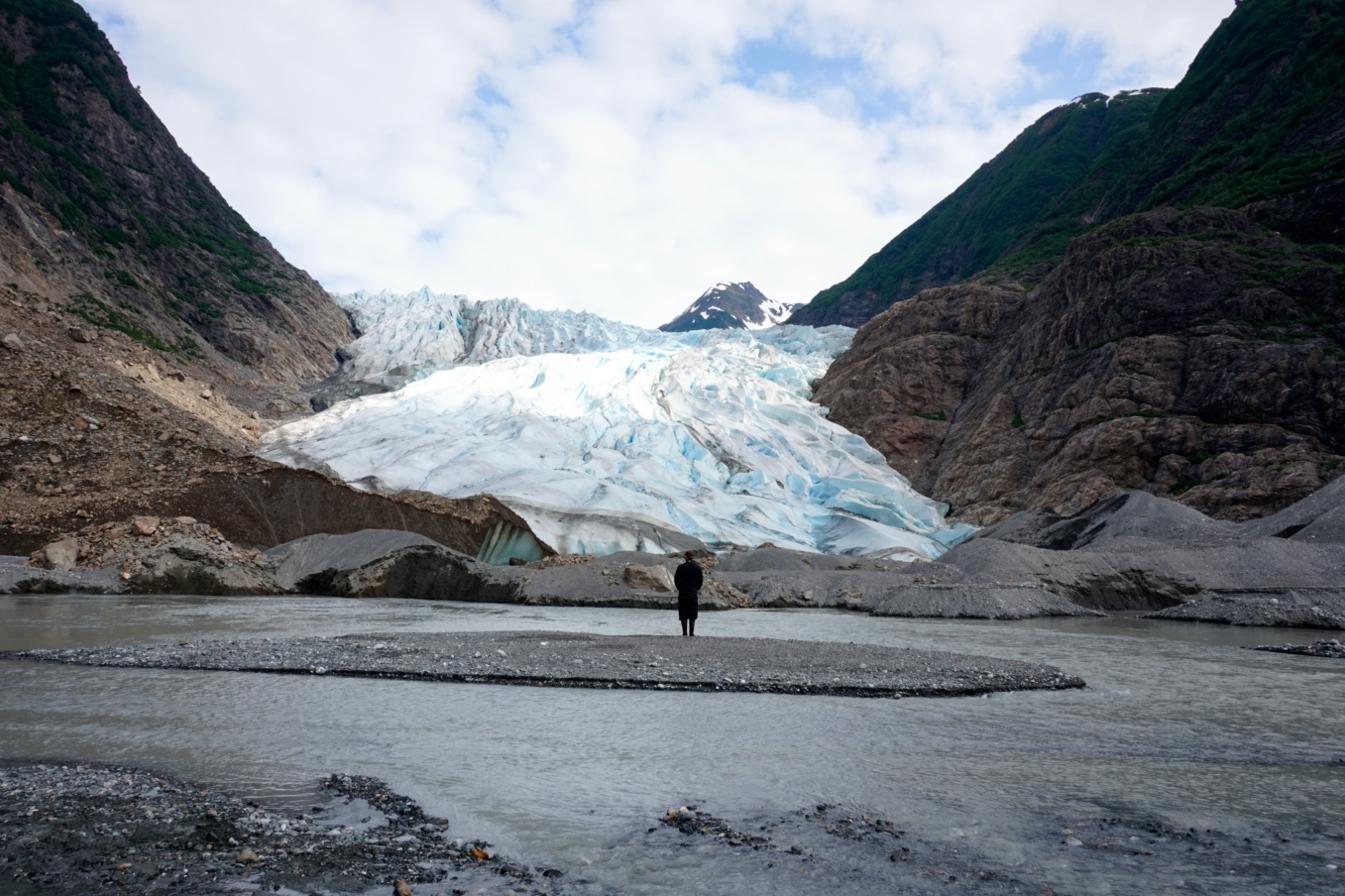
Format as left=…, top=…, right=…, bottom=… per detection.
left=1, top=595, right=1342, bottom=894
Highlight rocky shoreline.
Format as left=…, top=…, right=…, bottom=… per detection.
left=1250, top=638, right=1345, bottom=659
left=5, top=762, right=1341, bottom=896
left=0, top=761, right=564, bottom=896
left=4, top=475, right=1344, bottom=631
left=0, top=630, right=1085, bottom=698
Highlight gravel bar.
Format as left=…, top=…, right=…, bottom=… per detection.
left=0, top=761, right=567, bottom=895
left=3, top=630, right=1083, bottom=698
left=1249, top=638, right=1345, bottom=659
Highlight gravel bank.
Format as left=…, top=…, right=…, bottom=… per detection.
left=2, top=630, right=1084, bottom=698
left=0, top=761, right=565, bottom=895
left=1145, top=590, right=1345, bottom=628
left=1250, top=638, right=1345, bottom=659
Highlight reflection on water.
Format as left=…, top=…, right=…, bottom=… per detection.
left=1, top=594, right=1342, bottom=892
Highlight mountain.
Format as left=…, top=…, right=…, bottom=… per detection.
left=815, top=206, right=1345, bottom=524
left=0, top=0, right=351, bottom=380
left=811, top=0, right=1345, bottom=523
left=659, top=281, right=799, bottom=332
left=0, top=0, right=359, bottom=549
left=790, top=90, right=1167, bottom=327
left=261, top=294, right=971, bottom=559
left=792, top=0, right=1345, bottom=327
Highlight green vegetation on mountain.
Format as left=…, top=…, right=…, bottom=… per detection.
left=791, top=90, right=1165, bottom=325
left=1113, top=0, right=1345, bottom=215
left=793, top=0, right=1345, bottom=327
left=0, top=0, right=350, bottom=380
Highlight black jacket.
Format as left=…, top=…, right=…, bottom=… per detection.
left=674, top=560, right=703, bottom=597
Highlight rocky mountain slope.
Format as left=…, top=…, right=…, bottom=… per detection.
left=0, top=0, right=352, bottom=380
left=0, top=2, right=536, bottom=556
left=810, top=0, right=1345, bottom=523
left=660, top=281, right=799, bottom=332
left=816, top=207, right=1344, bottom=524
left=792, top=0, right=1345, bottom=327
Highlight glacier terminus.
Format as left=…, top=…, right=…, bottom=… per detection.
left=259, top=289, right=972, bottom=559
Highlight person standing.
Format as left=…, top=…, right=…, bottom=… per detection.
left=673, top=550, right=703, bottom=636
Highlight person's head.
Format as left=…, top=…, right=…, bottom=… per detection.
left=684, top=550, right=694, bottom=561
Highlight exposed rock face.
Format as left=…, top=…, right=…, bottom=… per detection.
left=816, top=208, right=1345, bottom=523
left=0, top=1, right=356, bottom=550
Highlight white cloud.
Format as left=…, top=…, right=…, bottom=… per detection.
left=84, top=0, right=1232, bottom=327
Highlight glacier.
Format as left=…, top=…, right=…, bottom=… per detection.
left=260, top=289, right=972, bottom=559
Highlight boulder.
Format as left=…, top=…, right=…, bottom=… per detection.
left=124, top=539, right=281, bottom=595
left=130, top=515, right=160, bottom=536
left=36, top=536, right=80, bottom=571
left=623, top=563, right=674, bottom=592
left=1, top=333, right=22, bottom=352
left=265, top=529, right=446, bottom=591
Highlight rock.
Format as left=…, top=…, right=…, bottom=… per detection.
left=66, top=327, right=94, bottom=343
left=393, top=879, right=414, bottom=896
left=623, top=563, right=675, bottom=593
left=1250, top=639, right=1345, bottom=658
left=173, top=516, right=196, bottom=525
left=236, top=847, right=259, bottom=865
left=814, top=208, right=1345, bottom=525
left=264, top=529, right=448, bottom=591
left=1, top=333, right=22, bottom=351
left=130, top=516, right=159, bottom=537
left=38, top=536, right=80, bottom=571
left=199, top=389, right=213, bottom=400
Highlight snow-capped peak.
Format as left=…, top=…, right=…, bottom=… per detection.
left=660, top=281, right=801, bottom=333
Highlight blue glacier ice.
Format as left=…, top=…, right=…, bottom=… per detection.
left=259, top=290, right=973, bottom=559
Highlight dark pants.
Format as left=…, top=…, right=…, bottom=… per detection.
left=678, top=592, right=698, bottom=635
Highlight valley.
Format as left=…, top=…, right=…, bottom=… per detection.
left=1, top=0, right=1343, bottom=893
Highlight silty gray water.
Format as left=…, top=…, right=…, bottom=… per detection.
left=1, top=594, right=1342, bottom=893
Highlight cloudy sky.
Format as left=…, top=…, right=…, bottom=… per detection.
left=85, top=0, right=1231, bottom=327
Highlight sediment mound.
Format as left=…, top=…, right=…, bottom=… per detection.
left=4, top=630, right=1085, bottom=698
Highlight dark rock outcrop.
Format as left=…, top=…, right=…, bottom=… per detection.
left=816, top=207, right=1345, bottom=523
